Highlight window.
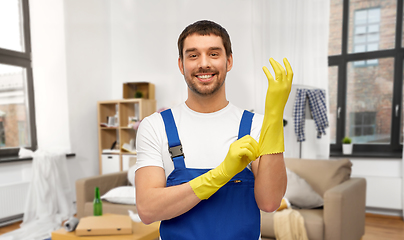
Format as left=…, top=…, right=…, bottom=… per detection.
left=329, top=0, right=402, bottom=156
left=0, top=0, right=36, bottom=158
left=353, top=8, right=380, bottom=53
left=353, top=8, right=381, bottom=66
left=349, top=112, right=377, bottom=140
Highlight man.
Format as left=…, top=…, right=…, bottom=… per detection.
left=135, top=20, right=293, bottom=239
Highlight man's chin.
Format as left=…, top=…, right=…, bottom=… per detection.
left=192, top=84, right=224, bottom=96
left=185, top=76, right=225, bottom=96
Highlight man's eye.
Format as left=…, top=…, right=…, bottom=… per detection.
left=189, top=54, right=197, bottom=58
left=211, top=53, right=218, bottom=57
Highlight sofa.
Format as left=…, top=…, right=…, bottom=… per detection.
left=261, top=158, right=366, bottom=240
left=76, top=157, right=366, bottom=240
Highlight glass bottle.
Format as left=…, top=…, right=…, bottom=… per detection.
left=93, top=186, right=102, bottom=216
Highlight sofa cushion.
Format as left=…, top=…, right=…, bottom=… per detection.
left=261, top=211, right=275, bottom=238
left=285, top=158, right=352, bottom=196
left=260, top=209, right=324, bottom=240
left=298, top=209, right=324, bottom=240
left=285, top=168, right=323, bottom=208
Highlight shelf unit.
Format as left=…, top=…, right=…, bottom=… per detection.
left=97, top=98, right=156, bottom=174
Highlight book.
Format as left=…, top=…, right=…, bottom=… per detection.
left=121, top=143, right=136, bottom=154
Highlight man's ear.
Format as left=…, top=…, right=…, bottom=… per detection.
left=227, top=54, right=233, bottom=72
left=178, top=57, right=184, bottom=75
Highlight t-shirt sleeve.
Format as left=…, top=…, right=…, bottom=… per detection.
left=134, top=113, right=165, bottom=172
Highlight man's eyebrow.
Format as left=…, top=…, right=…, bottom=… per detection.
left=184, top=48, right=197, bottom=54
left=184, top=47, right=224, bottom=54
left=209, top=47, right=223, bottom=51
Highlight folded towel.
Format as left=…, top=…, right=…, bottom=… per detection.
left=274, top=209, right=309, bottom=240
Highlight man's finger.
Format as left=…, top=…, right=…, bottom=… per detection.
left=275, top=61, right=286, bottom=81
left=249, top=137, right=259, bottom=152
left=262, top=66, right=274, bottom=82
left=269, top=58, right=282, bottom=81
left=283, top=58, right=293, bottom=83
left=240, top=148, right=256, bottom=162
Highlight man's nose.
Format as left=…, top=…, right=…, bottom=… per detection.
left=198, top=54, right=211, bottom=69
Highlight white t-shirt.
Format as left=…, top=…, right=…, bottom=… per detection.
left=134, top=102, right=264, bottom=178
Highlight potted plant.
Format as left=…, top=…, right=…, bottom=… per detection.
left=342, top=137, right=353, bottom=155
left=134, top=91, right=143, bottom=98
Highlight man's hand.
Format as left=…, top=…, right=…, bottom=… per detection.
left=259, top=58, right=293, bottom=155
left=190, top=135, right=259, bottom=200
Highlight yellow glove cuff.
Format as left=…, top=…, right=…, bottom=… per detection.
left=189, top=169, right=228, bottom=200
left=259, top=118, right=284, bottom=155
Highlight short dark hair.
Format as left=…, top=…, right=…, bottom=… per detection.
left=178, top=20, right=232, bottom=60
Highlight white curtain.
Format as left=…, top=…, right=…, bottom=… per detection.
left=251, top=0, right=331, bottom=159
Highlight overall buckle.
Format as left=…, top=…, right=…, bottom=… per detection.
left=169, top=145, right=184, bottom=160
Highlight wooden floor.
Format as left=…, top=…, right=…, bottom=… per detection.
left=362, top=214, right=404, bottom=240
left=1, top=214, right=404, bottom=239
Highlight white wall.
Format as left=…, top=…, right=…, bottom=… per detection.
left=64, top=0, right=112, bottom=193
left=352, top=159, right=402, bottom=215
left=30, top=0, right=71, bottom=152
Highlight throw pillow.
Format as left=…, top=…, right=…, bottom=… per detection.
left=285, top=158, right=352, bottom=196
left=101, top=186, right=136, bottom=205
left=285, top=168, right=323, bottom=209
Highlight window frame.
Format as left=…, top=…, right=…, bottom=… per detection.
left=329, top=0, right=403, bottom=157
left=0, top=0, right=37, bottom=158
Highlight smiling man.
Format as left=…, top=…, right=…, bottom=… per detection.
left=134, top=20, right=293, bottom=240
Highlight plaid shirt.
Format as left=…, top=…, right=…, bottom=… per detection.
left=293, top=88, right=329, bottom=142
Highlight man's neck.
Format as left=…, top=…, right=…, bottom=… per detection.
left=185, top=90, right=229, bottom=113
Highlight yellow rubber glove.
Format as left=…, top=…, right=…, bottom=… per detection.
left=189, top=135, right=259, bottom=200
left=259, top=58, right=293, bottom=155
left=276, top=198, right=291, bottom=211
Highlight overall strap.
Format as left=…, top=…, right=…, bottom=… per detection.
left=160, top=109, right=186, bottom=169
left=238, top=110, right=254, bottom=139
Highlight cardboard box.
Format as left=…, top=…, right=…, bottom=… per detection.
left=75, top=214, right=133, bottom=236
left=123, top=82, right=155, bottom=99
left=52, top=220, right=160, bottom=240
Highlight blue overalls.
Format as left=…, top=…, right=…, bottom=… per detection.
left=159, top=109, right=261, bottom=240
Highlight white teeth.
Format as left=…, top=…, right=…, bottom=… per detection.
left=198, top=74, right=213, bottom=79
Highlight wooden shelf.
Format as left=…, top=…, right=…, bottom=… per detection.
left=97, top=98, right=156, bottom=174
